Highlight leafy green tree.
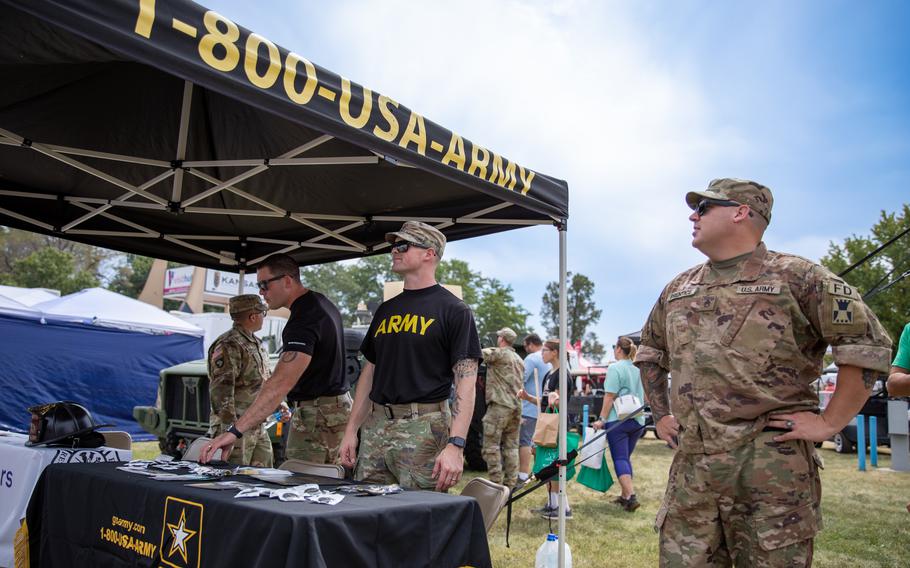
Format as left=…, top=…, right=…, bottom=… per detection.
left=820, top=204, right=910, bottom=345
left=541, top=271, right=605, bottom=361
left=472, top=278, right=530, bottom=344
left=1, top=226, right=110, bottom=282
left=108, top=254, right=156, bottom=298
left=0, top=246, right=98, bottom=294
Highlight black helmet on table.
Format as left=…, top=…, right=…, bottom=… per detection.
left=26, top=401, right=110, bottom=448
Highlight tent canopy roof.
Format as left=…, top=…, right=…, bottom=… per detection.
left=0, top=0, right=568, bottom=271
left=33, top=287, right=204, bottom=336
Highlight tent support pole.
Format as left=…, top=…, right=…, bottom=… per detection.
left=557, top=221, right=568, bottom=568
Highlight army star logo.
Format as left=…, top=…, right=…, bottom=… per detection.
left=160, top=496, right=203, bottom=568
left=832, top=298, right=854, bottom=324
left=167, top=509, right=196, bottom=563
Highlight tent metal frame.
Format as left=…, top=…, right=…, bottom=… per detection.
left=0, top=79, right=553, bottom=269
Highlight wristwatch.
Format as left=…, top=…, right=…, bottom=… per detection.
left=447, top=436, right=466, bottom=449
left=227, top=423, right=244, bottom=438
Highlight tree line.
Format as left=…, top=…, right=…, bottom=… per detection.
left=4, top=201, right=907, bottom=358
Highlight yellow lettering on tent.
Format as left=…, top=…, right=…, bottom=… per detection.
left=488, top=153, right=518, bottom=190
left=374, top=319, right=387, bottom=337
left=518, top=166, right=536, bottom=196
left=441, top=133, right=466, bottom=170
left=373, top=95, right=400, bottom=141
left=467, top=145, right=490, bottom=179
left=340, top=78, right=373, bottom=129
left=283, top=53, right=318, bottom=104
left=388, top=315, right=402, bottom=333
left=399, top=112, right=427, bottom=155
left=401, top=314, right=419, bottom=333
left=244, top=34, right=281, bottom=89
left=419, top=317, right=435, bottom=336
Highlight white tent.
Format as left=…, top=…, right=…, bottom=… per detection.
left=32, top=288, right=203, bottom=337
left=0, top=293, right=41, bottom=319
left=0, top=285, right=59, bottom=307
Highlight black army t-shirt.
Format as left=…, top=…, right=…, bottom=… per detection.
left=282, top=290, right=348, bottom=401
left=361, top=284, right=482, bottom=404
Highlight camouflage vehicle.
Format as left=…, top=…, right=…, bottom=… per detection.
left=134, top=328, right=366, bottom=459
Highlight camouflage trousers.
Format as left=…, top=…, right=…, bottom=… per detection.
left=656, top=431, right=822, bottom=567
left=210, top=422, right=273, bottom=467
left=481, top=402, right=521, bottom=488
left=354, top=402, right=451, bottom=491
left=287, top=393, right=352, bottom=465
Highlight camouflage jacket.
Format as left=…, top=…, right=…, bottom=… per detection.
left=207, top=325, right=270, bottom=427
left=482, top=346, right=524, bottom=409
left=636, top=242, right=892, bottom=454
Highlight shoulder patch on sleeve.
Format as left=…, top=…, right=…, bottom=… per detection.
left=827, top=280, right=859, bottom=299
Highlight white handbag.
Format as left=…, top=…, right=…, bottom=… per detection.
left=612, top=386, right=642, bottom=421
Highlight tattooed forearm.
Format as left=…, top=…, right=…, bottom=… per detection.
left=280, top=351, right=298, bottom=363
left=639, top=362, right=671, bottom=421
left=453, top=359, right=478, bottom=382
left=861, top=368, right=885, bottom=390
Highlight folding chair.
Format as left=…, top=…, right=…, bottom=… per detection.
left=99, top=430, right=132, bottom=450
left=278, top=459, right=345, bottom=479
left=460, top=477, right=510, bottom=533
left=183, top=436, right=221, bottom=461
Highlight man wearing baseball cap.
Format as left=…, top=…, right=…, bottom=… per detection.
left=340, top=221, right=483, bottom=492
left=207, top=294, right=286, bottom=466
left=480, top=327, right=525, bottom=489
left=635, top=178, right=891, bottom=565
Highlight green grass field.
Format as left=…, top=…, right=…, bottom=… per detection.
left=133, top=437, right=910, bottom=567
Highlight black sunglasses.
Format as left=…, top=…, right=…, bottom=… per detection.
left=255, top=274, right=286, bottom=291
left=694, top=198, right=741, bottom=217
left=391, top=241, right=430, bottom=253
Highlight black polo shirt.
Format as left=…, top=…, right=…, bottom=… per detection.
left=282, top=290, right=348, bottom=401
left=361, top=284, right=481, bottom=404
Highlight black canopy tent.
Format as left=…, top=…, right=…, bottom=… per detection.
left=0, top=0, right=568, bottom=269
left=0, top=0, right=575, bottom=557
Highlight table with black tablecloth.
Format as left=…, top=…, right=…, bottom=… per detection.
left=24, top=461, right=491, bottom=568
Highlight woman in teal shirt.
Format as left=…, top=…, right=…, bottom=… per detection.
left=593, top=336, right=646, bottom=512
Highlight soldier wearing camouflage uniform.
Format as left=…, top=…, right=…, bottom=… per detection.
left=340, top=221, right=482, bottom=492
left=481, top=327, right=524, bottom=489
left=207, top=295, right=276, bottom=467
left=636, top=178, right=892, bottom=567
left=200, top=254, right=351, bottom=467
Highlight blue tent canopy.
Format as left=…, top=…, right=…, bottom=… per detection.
left=0, top=313, right=202, bottom=440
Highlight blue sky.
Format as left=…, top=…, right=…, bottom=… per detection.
left=203, top=0, right=910, bottom=348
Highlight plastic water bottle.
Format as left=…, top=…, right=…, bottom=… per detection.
left=262, top=410, right=282, bottom=430
left=535, top=533, right=572, bottom=568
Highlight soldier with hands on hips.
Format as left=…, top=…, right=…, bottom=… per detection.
left=636, top=178, right=892, bottom=566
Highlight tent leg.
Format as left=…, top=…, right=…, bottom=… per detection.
left=238, top=269, right=245, bottom=295
left=557, top=222, right=568, bottom=568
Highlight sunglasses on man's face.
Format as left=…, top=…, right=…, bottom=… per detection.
left=694, top=198, right=741, bottom=217
left=391, top=241, right=430, bottom=254
left=256, top=274, right=286, bottom=291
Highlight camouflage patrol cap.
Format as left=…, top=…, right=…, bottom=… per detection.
left=229, top=294, right=267, bottom=315
left=385, top=221, right=446, bottom=258
left=496, top=327, right=518, bottom=343
left=685, top=178, right=773, bottom=224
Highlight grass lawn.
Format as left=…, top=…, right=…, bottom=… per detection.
left=132, top=437, right=910, bottom=566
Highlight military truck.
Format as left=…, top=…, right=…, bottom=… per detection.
left=134, top=328, right=366, bottom=459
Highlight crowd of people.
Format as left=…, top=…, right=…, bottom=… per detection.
left=197, top=177, right=901, bottom=566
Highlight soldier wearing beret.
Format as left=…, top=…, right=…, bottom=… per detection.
left=340, top=221, right=482, bottom=492
left=636, top=178, right=892, bottom=566
left=207, top=294, right=285, bottom=466
left=480, top=327, right=524, bottom=489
